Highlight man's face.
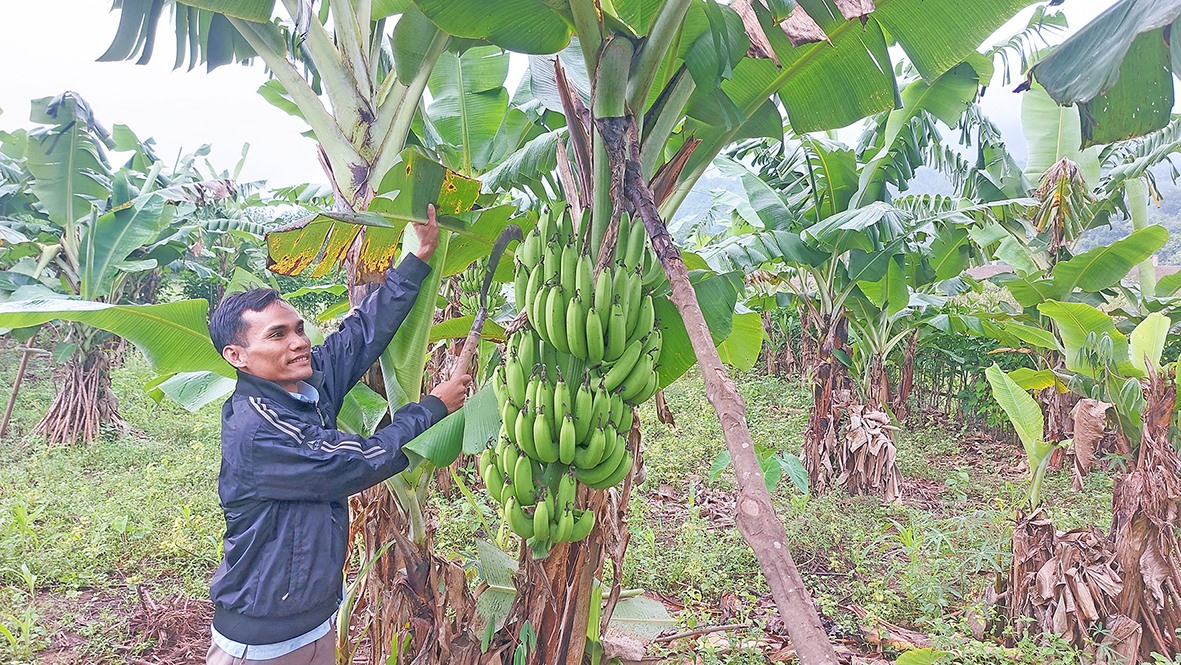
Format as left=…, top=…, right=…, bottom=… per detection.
left=221, top=301, right=312, bottom=392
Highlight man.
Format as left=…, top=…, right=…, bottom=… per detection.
left=205, top=205, right=471, bottom=664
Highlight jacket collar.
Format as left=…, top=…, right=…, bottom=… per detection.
left=234, top=369, right=326, bottom=407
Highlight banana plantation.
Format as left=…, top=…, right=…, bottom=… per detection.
left=3, top=0, right=1181, bottom=663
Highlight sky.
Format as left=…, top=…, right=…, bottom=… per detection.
left=0, top=1, right=1117, bottom=188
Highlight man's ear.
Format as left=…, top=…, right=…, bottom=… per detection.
left=222, top=344, right=248, bottom=370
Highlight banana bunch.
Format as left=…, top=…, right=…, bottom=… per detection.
left=513, top=213, right=662, bottom=396
left=454, top=259, right=505, bottom=317
left=477, top=434, right=596, bottom=543
left=483, top=213, right=668, bottom=555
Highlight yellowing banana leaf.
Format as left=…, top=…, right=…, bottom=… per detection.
left=265, top=148, right=481, bottom=278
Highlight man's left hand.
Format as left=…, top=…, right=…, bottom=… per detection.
left=413, top=204, right=440, bottom=262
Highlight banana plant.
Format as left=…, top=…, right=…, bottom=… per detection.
left=0, top=93, right=234, bottom=444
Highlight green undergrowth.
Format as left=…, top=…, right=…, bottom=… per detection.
left=0, top=347, right=1119, bottom=664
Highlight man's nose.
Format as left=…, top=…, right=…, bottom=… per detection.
left=292, top=335, right=310, bottom=350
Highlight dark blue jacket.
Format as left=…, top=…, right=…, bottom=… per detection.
left=210, top=255, right=448, bottom=645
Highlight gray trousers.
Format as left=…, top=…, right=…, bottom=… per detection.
left=206, top=628, right=337, bottom=665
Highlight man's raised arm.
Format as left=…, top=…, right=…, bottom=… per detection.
left=314, top=205, right=441, bottom=407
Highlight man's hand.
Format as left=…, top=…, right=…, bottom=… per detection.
left=413, top=203, right=440, bottom=262
left=430, top=374, right=472, bottom=414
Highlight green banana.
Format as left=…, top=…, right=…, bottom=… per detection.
left=575, top=426, right=607, bottom=469
left=633, top=371, right=658, bottom=406
left=619, top=352, right=654, bottom=404
left=576, top=255, right=594, bottom=305
left=614, top=217, right=628, bottom=264
left=624, top=268, right=643, bottom=333
left=566, top=294, right=588, bottom=359
left=554, top=374, right=571, bottom=429
left=478, top=445, right=495, bottom=479
left=585, top=308, right=605, bottom=364
left=492, top=364, right=507, bottom=406
left=498, top=438, right=519, bottom=480
left=506, top=497, right=534, bottom=539
left=570, top=509, right=595, bottom=541
left=517, top=332, right=537, bottom=374
left=624, top=220, right=646, bottom=272
left=585, top=450, right=634, bottom=490
left=602, top=338, right=644, bottom=391
left=560, top=244, right=577, bottom=293
left=533, top=406, right=558, bottom=463
left=593, top=269, right=613, bottom=330
left=483, top=459, right=507, bottom=504
left=533, top=496, right=551, bottom=540
left=557, top=472, right=577, bottom=510
left=532, top=283, right=550, bottom=340
left=641, top=328, right=662, bottom=357
left=524, top=270, right=542, bottom=319
left=576, top=434, right=626, bottom=487
left=605, top=301, right=627, bottom=362
left=554, top=509, right=574, bottom=542
left=542, top=242, right=559, bottom=281
left=627, top=294, right=654, bottom=344
left=546, top=286, right=570, bottom=354
left=573, top=379, right=593, bottom=443
left=612, top=266, right=630, bottom=319
left=514, top=260, right=529, bottom=311
left=559, top=414, right=576, bottom=465
left=519, top=229, right=540, bottom=268
left=590, top=382, right=611, bottom=430
left=558, top=209, right=574, bottom=244
left=515, top=402, right=536, bottom=459
left=505, top=357, right=526, bottom=408
left=514, top=456, right=536, bottom=506
left=619, top=405, right=635, bottom=435
left=608, top=391, right=625, bottom=429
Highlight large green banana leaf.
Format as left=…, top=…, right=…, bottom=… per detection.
left=25, top=95, right=111, bottom=226
left=80, top=190, right=174, bottom=300
left=1048, top=225, right=1168, bottom=294
left=653, top=270, right=754, bottom=388
left=1031, top=0, right=1181, bottom=146
left=1020, top=84, right=1101, bottom=184
left=0, top=297, right=230, bottom=376
left=424, top=46, right=512, bottom=174
left=984, top=364, right=1045, bottom=461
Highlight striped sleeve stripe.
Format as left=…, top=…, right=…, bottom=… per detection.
left=249, top=396, right=302, bottom=444
left=250, top=396, right=385, bottom=459
left=318, top=439, right=386, bottom=459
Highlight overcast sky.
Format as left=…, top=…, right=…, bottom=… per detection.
left=0, top=1, right=1116, bottom=188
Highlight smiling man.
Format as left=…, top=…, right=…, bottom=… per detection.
left=204, top=205, right=470, bottom=665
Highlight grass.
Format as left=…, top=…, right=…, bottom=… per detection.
left=0, top=346, right=1120, bottom=664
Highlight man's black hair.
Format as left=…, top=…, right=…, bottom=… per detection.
left=210, top=288, right=283, bottom=353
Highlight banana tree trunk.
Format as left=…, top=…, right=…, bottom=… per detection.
left=803, top=310, right=850, bottom=493
left=1112, top=367, right=1181, bottom=660
left=607, top=115, right=838, bottom=665
left=34, top=342, right=126, bottom=446
left=892, top=331, right=917, bottom=423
